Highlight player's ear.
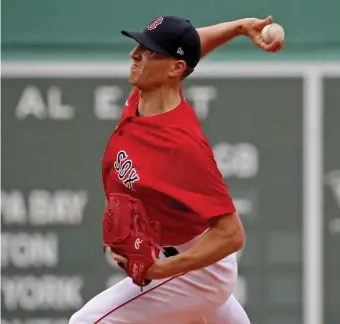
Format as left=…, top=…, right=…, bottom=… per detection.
left=168, top=60, right=187, bottom=78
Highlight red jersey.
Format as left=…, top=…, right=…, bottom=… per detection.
left=102, top=88, right=236, bottom=246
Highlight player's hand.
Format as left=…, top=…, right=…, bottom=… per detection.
left=241, top=16, right=284, bottom=53
left=144, top=258, right=167, bottom=280
left=109, top=250, right=167, bottom=280
left=109, top=250, right=128, bottom=269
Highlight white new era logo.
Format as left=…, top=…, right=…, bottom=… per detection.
left=177, top=47, right=184, bottom=55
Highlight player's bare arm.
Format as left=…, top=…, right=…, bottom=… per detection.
left=197, top=16, right=283, bottom=57
left=148, top=211, right=244, bottom=279
left=111, top=211, right=244, bottom=280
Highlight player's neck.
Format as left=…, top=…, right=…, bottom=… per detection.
left=138, top=84, right=182, bottom=117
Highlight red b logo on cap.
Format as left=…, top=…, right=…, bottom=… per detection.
left=147, top=17, right=163, bottom=30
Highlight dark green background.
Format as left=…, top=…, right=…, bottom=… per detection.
left=323, top=77, right=340, bottom=324
left=1, top=75, right=304, bottom=324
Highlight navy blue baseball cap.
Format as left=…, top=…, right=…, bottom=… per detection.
left=121, top=16, right=201, bottom=69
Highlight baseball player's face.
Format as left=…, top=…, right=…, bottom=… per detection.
left=129, top=45, right=186, bottom=90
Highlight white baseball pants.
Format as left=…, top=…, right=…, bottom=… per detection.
left=69, top=234, right=251, bottom=324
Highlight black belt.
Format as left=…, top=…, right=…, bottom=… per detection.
left=163, top=246, right=179, bottom=258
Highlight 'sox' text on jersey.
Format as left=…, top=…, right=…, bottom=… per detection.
left=113, top=150, right=140, bottom=191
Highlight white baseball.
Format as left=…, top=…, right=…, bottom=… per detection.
left=261, top=23, right=285, bottom=43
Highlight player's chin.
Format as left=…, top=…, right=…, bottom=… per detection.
left=129, top=77, right=146, bottom=90
left=128, top=73, right=140, bottom=86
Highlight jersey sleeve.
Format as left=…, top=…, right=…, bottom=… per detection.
left=158, top=135, right=236, bottom=220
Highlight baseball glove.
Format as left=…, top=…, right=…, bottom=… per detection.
left=103, top=193, right=162, bottom=287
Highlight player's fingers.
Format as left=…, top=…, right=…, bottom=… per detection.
left=117, top=262, right=126, bottom=270
left=114, top=255, right=127, bottom=265
left=109, top=251, right=127, bottom=265
left=257, top=40, right=272, bottom=51
left=252, top=34, right=264, bottom=48
left=273, top=41, right=284, bottom=52
left=260, top=39, right=282, bottom=52
left=270, top=40, right=284, bottom=52
left=255, top=15, right=273, bottom=30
